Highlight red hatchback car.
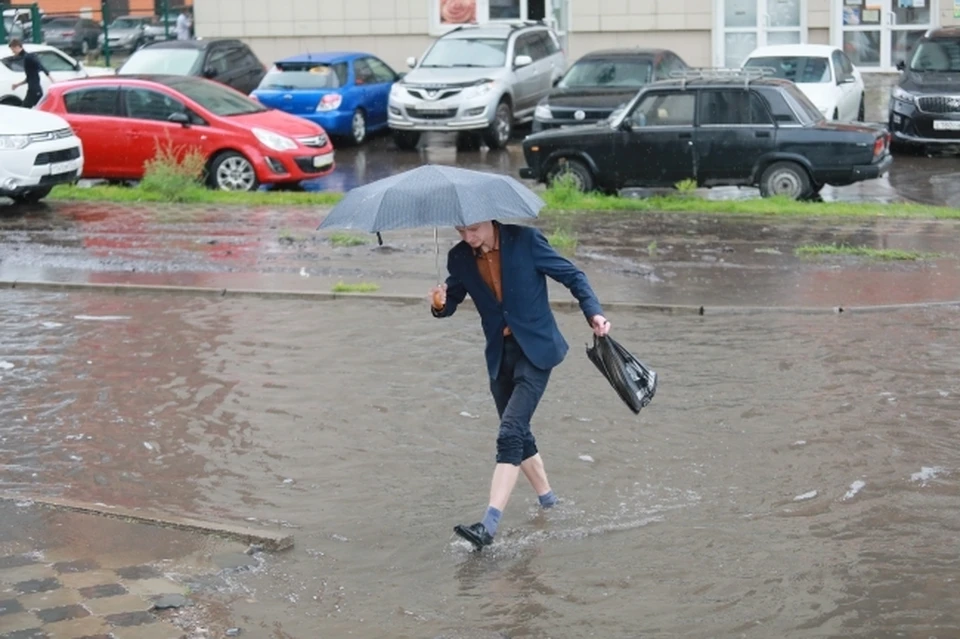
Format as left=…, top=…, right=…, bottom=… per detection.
left=38, top=75, right=336, bottom=191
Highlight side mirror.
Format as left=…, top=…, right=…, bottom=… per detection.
left=396, top=72, right=406, bottom=80
left=406, top=56, right=417, bottom=68
left=202, top=67, right=217, bottom=78
left=514, top=54, right=533, bottom=68
left=168, top=112, right=190, bottom=127
left=838, top=75, right=855, bottom=85
left=896, top=60, right=906, bottom=71
left=552, top=76, right=561, bottom=87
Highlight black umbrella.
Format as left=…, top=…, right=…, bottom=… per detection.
left=317, top=165, right=545, bottom=281
left=586, top=335, right=657, bottom=414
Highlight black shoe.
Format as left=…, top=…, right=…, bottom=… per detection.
left=454, top=522, right=494, bottom=550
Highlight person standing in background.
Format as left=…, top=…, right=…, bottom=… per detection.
left=175, top=7, right=192, bottom=41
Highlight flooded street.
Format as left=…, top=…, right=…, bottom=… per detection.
left=2, top=290, right=959, bottom=638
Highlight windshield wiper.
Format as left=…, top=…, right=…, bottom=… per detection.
left=266, top=84, right=296, bottom=89
left=420, top=64, right=452, bottom=68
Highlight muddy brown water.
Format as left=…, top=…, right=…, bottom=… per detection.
left=1, top=290, right=959, bottom=638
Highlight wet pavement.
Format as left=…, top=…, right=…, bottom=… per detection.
left=0, top=290, right=958, bottom=638
left=294, top=130, right=960, bottom=208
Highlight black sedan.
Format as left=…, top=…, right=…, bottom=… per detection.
left=889, top=27, right=960, bottom=153
left=532, top=48, right=688, bottom=132
left=520, top=72, right=893, bottom=200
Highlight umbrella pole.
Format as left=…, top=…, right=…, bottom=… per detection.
left=434, top=226, right=441, bottom=284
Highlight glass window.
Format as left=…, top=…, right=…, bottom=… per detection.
left=839, top=51, right=855, bottom=76
left=366, top=57, right=397, bottom=83
left=63, top=88, right=119, bottom=116
left=260, top=62, right=347, bottom=89
left=755, top=88, right=798, bottom=124
left=164, top=78, right=266, bottom=116
left=353, top=58, right=376, bottom=84
left=542, top=31, right=560, bottom=56
left=559, top=58, right=652, bottom=88
left=843, top=31, right=881, bottom=67
left=628, top=92, right=695, bottom=127
left=724, top=0, right=757, bottom=28
left=744, top=56, right=832, bottom=83
left=698, top=90, right=772, bottom=125
left=124, top=88, right=187, bottom=122
left=489, top=0, right=521, bottom=19
left=34, top=51, right=77, bottom=72
left=780, top=83, right=824, bottom=124
left=205, top=49, right=231, bottom=75
left=119, top=49, right=201, bottom=75
left=420, top=37, right=508, bottom=68
left=908, top=37, right=960, bottom=71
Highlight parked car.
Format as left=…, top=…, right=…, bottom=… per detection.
left=519, top=70, right=892, bottom=200
left=889, top=26, right=960, bottom=153
left=118, top=39, right=267, bottom=96
left=0, top=104, right=83, bottom=204
left=0, top=43, right=115, bottom=107
left=743, top=44, right=865, bottom=122
left=42, top=16, right=102, bottom=57
left=389, top=21, right=566, bottom=150
left=143, top=13, right=178, bottom=42
left=251, top=52, right=400, bottom=146
left=37, top=75, right=335, bottom=191
left=532, top=48, right=688, bottom=132
left=99, top=15, right=153, bottom=53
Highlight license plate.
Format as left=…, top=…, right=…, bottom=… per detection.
left=50, top=161, right=76, bottom=174
left=933, top=120, right=960, bottom=131
left=313, top=153, right=333, bottom=168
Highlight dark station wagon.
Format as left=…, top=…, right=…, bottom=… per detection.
left=519, top=69, right=893, bottom=200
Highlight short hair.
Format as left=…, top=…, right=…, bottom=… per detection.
left=8, top=38, right=22, bottom=48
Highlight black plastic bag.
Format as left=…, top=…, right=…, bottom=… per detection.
left=586, top=334, right=657, bottom=414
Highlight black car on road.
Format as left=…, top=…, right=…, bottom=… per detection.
left=519, top=70, right=893, bottom=200
left=889, top=27, right=960, bottom=153
left=118, top=39, right=266, bottom=96
left=532, top=48, right=688, bottom=132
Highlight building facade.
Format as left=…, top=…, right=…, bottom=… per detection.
left=194, top=0, right=959, bottom=73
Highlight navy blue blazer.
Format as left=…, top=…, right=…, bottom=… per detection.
left=432, top=222, right=604, bottom=380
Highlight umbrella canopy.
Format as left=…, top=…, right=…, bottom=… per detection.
left=317, top=165, right=545, bottom=232
left=586, top=335, right=657, bottom=415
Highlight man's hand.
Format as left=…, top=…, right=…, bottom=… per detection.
left=430, top=283, right=447, bottom=309
left=591, top=314, right=611, bottom=336
left=11, top=82, right=20, bottom=90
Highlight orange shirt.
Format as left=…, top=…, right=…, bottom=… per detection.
left=475, top=228, right=511, bottom=336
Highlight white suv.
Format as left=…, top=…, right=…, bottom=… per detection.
left=0, top=43, right=116, bottom=107
left=0, top=105, right=83, bottom=204
left=389, top=22, right=566, bottom=150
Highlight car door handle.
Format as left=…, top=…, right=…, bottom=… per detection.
left=755, top=131, right=771, bottom=138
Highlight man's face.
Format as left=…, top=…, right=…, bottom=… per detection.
left=10, top=44, right=22, bottom=55
left=456, top=222, right=493, bottom=249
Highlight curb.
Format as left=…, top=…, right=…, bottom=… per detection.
left=2, top=279, right=958, bottom=315
left=0, top=493, right=294, bottom=551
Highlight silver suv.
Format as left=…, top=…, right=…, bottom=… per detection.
left=388, top=22, right=566, bottom=150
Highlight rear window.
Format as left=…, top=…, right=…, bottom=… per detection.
left=559, top=58, right=653, bottom=88
left=119, top=49, right=201, bottom=75
left=744, top=56, right=831, bottom=83
left=63, top=88, right=119, bottom=116
left=45, top=19, right=78, bottom=28
left=257, top=62, right=348, bottom=90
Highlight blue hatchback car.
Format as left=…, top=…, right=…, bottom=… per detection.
left=251, top=52, right=401, bottom=146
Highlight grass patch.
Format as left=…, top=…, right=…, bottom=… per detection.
left=332, top=281, right=380, bottom=293
left=50, top=183, right=343, bottom=206
left=328, top=232, right=370, bottom=247
left=138, top=141, right=207, bottom=203
left=547, top=227, right=578, bottom=255
left=795, top=243, right=940, bottom=260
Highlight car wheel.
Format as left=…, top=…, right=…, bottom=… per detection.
left=11, top=186, right=52, bottom=204
left=349, top=109, right=367, bottom=145
left=857, top=95, right=866, bottom=121
left=548, top=158, right=595, bottom=193
left=759, top=161, right=811, bottom=200
left=483, top=100, right=512, bottom=150
left=208, top=151, right=259, bottom=192
left=392, top=130, right=420, bottom=151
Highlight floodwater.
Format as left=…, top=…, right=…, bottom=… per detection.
left=2, top=290, right=959, bottom=638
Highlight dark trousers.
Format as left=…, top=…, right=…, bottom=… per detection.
left=490, top=335, right=551, bottom=466
left=22, top=87, right=42, bottom=109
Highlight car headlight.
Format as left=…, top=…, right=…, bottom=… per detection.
left=390, top=83, right=405, bottom=98
left=252, top=128, right=297, bottom=151
left=462, top=80, right=495, bottom=99
left=534, top=104, right=552, bottom=120
left=0, top=135, right=30, bottom=150
left=892, top=86, right=915, bottom=104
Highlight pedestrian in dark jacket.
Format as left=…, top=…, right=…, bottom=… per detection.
left=10, top=38, right=53, bottom=108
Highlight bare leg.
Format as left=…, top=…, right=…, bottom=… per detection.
left=520, top=453, right=551, bottom=496
left=488, top=463, right=522, bottom=511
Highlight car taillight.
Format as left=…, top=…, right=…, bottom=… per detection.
left=316, top=94, right=342, bottom=112
left=249, top=94, right=259, bottom=101
left=62, top=30, right=74, bottom=36
left=873, top=136, right=885, bottom=158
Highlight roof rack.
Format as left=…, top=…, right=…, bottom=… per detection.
left=668, top=66, right=777, bottom=89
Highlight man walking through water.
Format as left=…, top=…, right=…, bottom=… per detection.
left=430, top=220, right=610, bottom=550
left=9, top=39, right=53, bottom=108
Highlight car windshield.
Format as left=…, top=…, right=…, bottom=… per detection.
left=781, top=83, right=825, bottom=124
left=119, top=49, right=201, bottom=75
left=110, top=18, right=142, bottom=29
left=744, top=56, right=831, bottom=83
left=909, top=39, right=960, bottom=71
left=259, top=62, right=347, bottom=89
left=171, top=79, right=267, bottom=116
left=420, top=37, right=507, bottom=68
left=559, top=59, right=652, bottom=88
